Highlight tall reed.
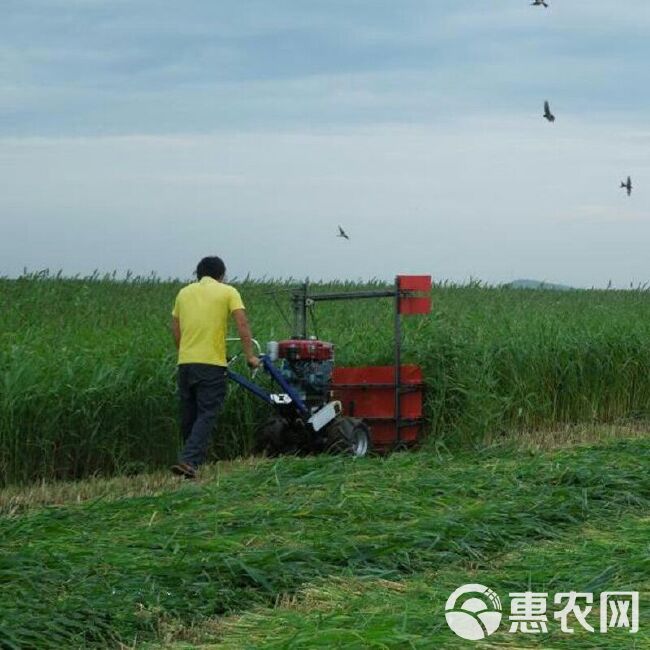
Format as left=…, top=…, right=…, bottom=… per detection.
left=2, top=274, right=650, bottom=485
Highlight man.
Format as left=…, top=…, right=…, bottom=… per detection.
left=171, top=256, right=260, bottom=478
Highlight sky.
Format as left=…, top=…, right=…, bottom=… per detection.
left=1, top=0, right=649, bottom=287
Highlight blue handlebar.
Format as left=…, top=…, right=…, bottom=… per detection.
left=227, top=355, right=310, bottom=416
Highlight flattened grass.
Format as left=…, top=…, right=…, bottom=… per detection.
left=0, top=423, right=645, bottom=515
left=1, top=437, right=649, bottom=648
left=203, top=513, right=650, bottom=649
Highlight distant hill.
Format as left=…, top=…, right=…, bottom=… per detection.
left=504, top=279, right=574, bottom=291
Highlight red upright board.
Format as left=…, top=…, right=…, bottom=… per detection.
left=331, top=365, right=424, bottom=448
left=397, top=275, right=432, bottom=315
left=397, top=275, right=432, bottom=292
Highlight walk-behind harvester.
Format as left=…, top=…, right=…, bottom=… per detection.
left=228, top=275, right=431, bottom=457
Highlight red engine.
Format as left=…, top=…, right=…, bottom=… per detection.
left=277, top=339, right=334, bottom=362
left=270, top=339, right=335, bottom=409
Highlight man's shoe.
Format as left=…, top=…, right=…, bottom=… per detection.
left=171, top=463, right=197, bottom=479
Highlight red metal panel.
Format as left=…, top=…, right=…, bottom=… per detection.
left=331, top=365, right=424, bottom=447
left=398, top=296, right=431, bottom=315
left=332, top=365, right=422, bottom=386
left=369, top=422, right=420, bottom=447
left=397, top=275, right=432, bottom=291
left=333, top=386, right=422, bottom=419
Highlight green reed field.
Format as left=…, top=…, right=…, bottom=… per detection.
left=2, top=272, right=650, bottom=486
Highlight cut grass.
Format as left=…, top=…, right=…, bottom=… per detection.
left=1, top=436, right=649, bottom=648
left=185, top=513, right=650, bottom=649
left=0, top=458, right=259, bottom=516
left=0, top=422, right=643, bottom=515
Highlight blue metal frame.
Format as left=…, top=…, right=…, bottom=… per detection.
left=227, top=369, right=273, bottom=404
left=227, top=355, right=310, bottom=417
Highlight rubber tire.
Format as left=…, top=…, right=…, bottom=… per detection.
left=325, top=417, right=371, bottom=458
left=254, top=417, right=295, bottom=457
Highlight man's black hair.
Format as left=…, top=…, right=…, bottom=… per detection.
left=196, top=256, right=226, bottom=281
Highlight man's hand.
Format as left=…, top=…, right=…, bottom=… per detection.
left=247, top=355, right=261, bottom=369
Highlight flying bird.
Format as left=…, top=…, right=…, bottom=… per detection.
left=621, top=176, right=632, bottom=196
left=543, top=101, right=555, bottom=122
left=531, top=0, right=549, bottom=6
left=337, top=225, right=350, bottom=240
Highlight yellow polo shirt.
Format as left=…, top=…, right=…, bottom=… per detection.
left=172, top=277, right=245, bottom=366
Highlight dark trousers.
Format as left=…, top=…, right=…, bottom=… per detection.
left=177, top=363, right=227, bottom=468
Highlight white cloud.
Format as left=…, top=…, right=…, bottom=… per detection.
left=1, top=114, right=648, bottom=286
left=1, top=1, right=649, bottom=286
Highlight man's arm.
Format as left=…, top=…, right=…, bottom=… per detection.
left=231, top=309, right=260, bottom=368
left=171, top=316, right=181, bottom=349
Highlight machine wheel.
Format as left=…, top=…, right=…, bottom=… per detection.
left=254, top=417, right=299, bottom=456
left=325, top=417, right=371, bottom=458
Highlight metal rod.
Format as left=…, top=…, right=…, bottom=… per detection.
left=291, top=291, right=300, bottom=338
left=227, top=370, right=274, bottom=404
left=301, top=280, right=308, bottom=338
left=394, top=276, right=402, bottom=445
left=228, top=356, right=310, bottom=417
left=290, top=285, right=413, bottom=339
left=261, top=355, right=311, bottom=416
left=309, top=290, right=397, bottom=302
left=291, top=281, right=310, bottom=338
